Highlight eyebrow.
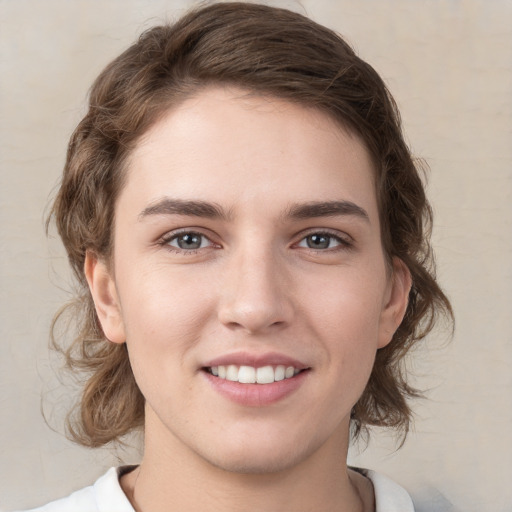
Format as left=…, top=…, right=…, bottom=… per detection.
left=283, top=200, right=370, bottom=222
left=138, top=198, right=230, bottom=221
left=138, top=198, right=369, bottom=223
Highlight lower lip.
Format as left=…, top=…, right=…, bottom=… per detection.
left=203, top=370, right=309, bottom=407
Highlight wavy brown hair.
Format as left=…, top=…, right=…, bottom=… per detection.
left=49, top=1, right=452, bottom=447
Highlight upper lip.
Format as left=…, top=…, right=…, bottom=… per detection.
left=202, top=351, right=309, bottom=370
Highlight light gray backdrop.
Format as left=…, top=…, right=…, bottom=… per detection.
left=1, top=1, right=511, bottom=511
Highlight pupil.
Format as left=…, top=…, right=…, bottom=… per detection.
left=308, top=234, right=329, bottom=249
left=178, top=234, right=201, bottom=249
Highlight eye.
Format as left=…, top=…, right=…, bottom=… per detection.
left=166, top=232, right=213, bottom=251
left=297, top=232, right=349, bottom=250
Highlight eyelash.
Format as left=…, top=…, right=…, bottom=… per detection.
left=158, top=229, right=353, bottom=255
left=159, top=230, right=217, bottom=254
left=295, top=230, right=353, bottom=252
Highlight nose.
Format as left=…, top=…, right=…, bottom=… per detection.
left=217, top=247, right=294, bottom=334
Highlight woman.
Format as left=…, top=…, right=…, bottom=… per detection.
left=21, top=2, right=451, bottom=511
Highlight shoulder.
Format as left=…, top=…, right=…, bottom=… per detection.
left=15, top=467, right=135, bottom=512
left=357, top=468, right=416, bottom=512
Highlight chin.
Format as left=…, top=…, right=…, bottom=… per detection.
left=196, top=435, right=319, bottom=475
left=207, top=452, right=303, bottom=475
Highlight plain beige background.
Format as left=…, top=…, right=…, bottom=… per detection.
left=1, top=1, right=511, bottom=511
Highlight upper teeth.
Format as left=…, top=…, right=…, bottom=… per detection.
left=210, top=365, right=300, bottom=384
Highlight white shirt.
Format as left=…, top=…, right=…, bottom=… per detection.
left=18, top=466, right=415, bottom=512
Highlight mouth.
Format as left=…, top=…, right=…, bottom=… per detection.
left=201, top=352, right=310, bottom=405
left=203, top=364, right=305, bottom=384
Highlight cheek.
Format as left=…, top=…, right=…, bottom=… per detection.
left=114, top=266, right=216, bottom=385
left=304, top=265, right=387, bottom=337
left=301, top=265, right=386, bottom=383
left=118, top=261, right=214, bottom=332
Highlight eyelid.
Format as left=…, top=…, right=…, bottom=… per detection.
left=293, top=228, right=354, bottom=250
left=296, top=227, right=353, bottom=242
left=158, top=228, right=220, bottom=252
left=156, top=226, right=354, bottom=253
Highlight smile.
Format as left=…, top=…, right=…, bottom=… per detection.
left=202, top=352, right=310, bottom=405
left=207, top=365, right=301, bottom=384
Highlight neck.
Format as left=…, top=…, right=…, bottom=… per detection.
left=122, top=408, right=370, bottom=512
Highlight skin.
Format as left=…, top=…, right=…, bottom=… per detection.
left=86, top=87, right=411, bottom=512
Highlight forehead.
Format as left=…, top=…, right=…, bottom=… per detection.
left=122, top=87, right=378, bottom=221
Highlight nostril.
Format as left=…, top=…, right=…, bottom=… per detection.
left=216, top=270, right=294, bottom=333
left=218, top=304, right=291, bottom=334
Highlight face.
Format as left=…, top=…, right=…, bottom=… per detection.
left=87, top=87, right=410, bottom=474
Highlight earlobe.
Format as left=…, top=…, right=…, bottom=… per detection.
left=378, top=257, right=412, bottom=349
left=84, top=250, right=126, bottom=344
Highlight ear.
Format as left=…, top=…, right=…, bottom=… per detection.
left=84, top=250, right=126, bottom=344
left=378, top=257, right=412, bottom=349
